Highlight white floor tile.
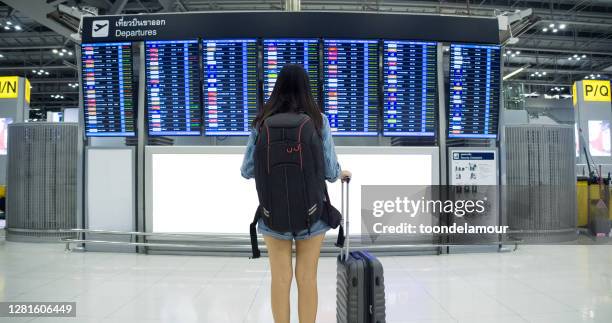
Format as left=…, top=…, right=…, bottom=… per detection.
left=0, top=241, right=610, bottom=323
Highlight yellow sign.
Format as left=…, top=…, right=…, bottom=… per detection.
left=0, top=76, right=19, bottom=99
left=582, top=80, right=611, bottom=102
left=572, top=83, right=577, bottom=107
left=25, top=78, right=31, bottom=104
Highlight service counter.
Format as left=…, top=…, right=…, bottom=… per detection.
left=145, top=146, right=439, bottom=235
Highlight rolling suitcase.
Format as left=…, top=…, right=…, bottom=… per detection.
left=336, top=174, right=386, bottom=323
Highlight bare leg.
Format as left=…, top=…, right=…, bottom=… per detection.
left=295, top=233, right=325, bottom=323
left=263, top=235, right=293, bottom=323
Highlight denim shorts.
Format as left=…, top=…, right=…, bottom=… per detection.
left=258, top=218, right=330, bottom=241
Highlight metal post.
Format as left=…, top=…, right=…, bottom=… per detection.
left=437, top=43, right=446, bottom=187
left=436, top=43, right=448, bottom=253
left=136, top=42, right=147, bottom=253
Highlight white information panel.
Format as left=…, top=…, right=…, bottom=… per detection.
left=147, top=146, right=438, bottom=234
left=87, top=147, right=135, bottom=247
left=449, top=148, right=498, bottom=186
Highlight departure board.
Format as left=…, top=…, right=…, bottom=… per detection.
left=203, top=39, right=257, bottom=136
left=383, top=41, right=437, bottom=137
left=323, top=40, right=378, bottom=136
left=81, top=42, right=134, bottom=136
left=448, top=44, right=501, bottom=139
left=145, top=40, right=201, bottom=136
left=263, top=39, right=319, bottom=102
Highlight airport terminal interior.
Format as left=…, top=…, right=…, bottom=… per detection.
left=0, top=0, right=611, bottom=322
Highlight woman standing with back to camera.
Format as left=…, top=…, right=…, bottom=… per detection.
left=241, top=64, right=344, bottom=323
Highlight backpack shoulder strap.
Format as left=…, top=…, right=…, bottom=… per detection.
left=249, top=206, right=262, bottom=259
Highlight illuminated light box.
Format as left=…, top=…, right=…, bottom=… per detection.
left=0, top=117, right=12, bottom=155
left=147, top=147, right=438, bottom=234
left=588, top=120, right=611, bottom=157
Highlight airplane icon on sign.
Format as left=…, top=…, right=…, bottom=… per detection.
left=94, top=23, right=107, bottom=32
left=92, top=20, right=109, bottom=37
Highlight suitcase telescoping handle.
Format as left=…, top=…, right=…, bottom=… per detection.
left=340, top=170, right=352, bottom=260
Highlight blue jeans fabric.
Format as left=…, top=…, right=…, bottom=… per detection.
left=257, top=218, right=330, bottom=241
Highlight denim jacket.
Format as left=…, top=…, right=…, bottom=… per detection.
left=240, top=113, right=341, bottom=182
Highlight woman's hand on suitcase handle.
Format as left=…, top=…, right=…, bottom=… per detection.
left=341, top=170, right=352, bottom=183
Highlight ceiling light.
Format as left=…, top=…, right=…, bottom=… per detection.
left=582, top=54, right=586, bottom=58
left=542, top=28, right=548, bottom=32
left=503, top=66, right=527, bottom=80
left=14, top=25, right=21, bottom=31
left=506, top=50, right=512, bottom=54
left=597, top=74, right=601, bottom=77
left=559, top=24, right=566, bottom=29
left=52, top=49, right=58, bottom=54
left=511, top=54, right=516, bottom=57
left=553, top=29, right=558, bottom=33
left=549, top=23, right=554, bottom=28
left=515, top=51, right=521, bottom=55
left=6, top=21, right=12, bottom=26
left=68, top=51, right=73, bottom=56
left=0, top=54, right=3, bottom=58
left=59, top=52, right=64, bottom=56
left=3, top=26, right=9, bottom=30
left=61, top=49, right=67, bottom=53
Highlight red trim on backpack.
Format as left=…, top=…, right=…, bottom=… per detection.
left=297, top=117, right=310, bottom=170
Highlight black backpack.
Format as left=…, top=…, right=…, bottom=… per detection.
left=249, top=112, right=343, bottom=258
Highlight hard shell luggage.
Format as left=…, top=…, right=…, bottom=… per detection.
left=336, top=174, right=386, bottom=323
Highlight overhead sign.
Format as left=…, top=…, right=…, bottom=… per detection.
left=582, top=80, right=611, bottom=102
left=0, top=76, right=19, bottom=99
left=81, top=12, right=500, bottom=44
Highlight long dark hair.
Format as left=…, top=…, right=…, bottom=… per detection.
left=253, top=64, right=323, bottom=131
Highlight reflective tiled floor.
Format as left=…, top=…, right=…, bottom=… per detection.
left=0, top=241, right=611, bottom=323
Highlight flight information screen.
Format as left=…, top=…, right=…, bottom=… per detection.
left=81, top=42, right=134, bottom=137
left=448, top=44, right=501, bottom=139
left=263, top=39, right=319, bottom=102
left=203, top=39, right=257, bottom=136
left=383, top=40, right=437, bottom=137
left=323, top=40, right=378, bottom=136
left=145, top=40, right=201, bottom=136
